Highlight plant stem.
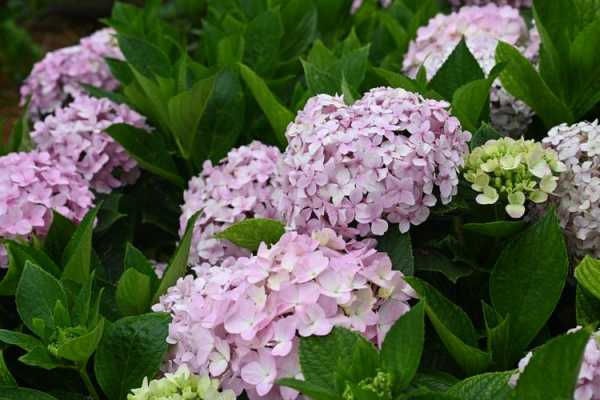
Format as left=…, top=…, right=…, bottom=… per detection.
left=79, top=366, right=101, bottom=400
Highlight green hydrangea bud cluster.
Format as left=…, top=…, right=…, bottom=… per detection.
left=128, top=366, right=235, bottom=400
left=342, top=371, right=393, bottom=400
left=464, top=137, right=565, bottom=218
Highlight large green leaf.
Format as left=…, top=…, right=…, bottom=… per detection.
left=167, top=75, right=215, bottom=159
left=94, top=313, right=170, bottom=400
left=62, top=207, right=99, bottom=285
left=117, top=35, right=172, bottom=78
left=243, top=10, right=284, bottom=76
left=0, top=350, right=16, bottom=387
left=496, top=42, right=573, bottom=128
left=116, top=268, right=152, bottom=317
left=152, top=212, right=200, bottom=303
left=44, top=211, right=76, bottom=264
left=277, top=378, right=339, bottom=400
left=429, top=38, right=485, bottom=101
left=469, top=123, right=501, bottom=150
left=446, top=371, right=513, bottom=400
left=375, top=229, right=414, bottom=275
left=0, top=330, right=43, bottom=352
left=489, top=210, right=568, bottom=364
left=576, top=285, right=600, bottom=325
left=0, top=387, right=58, bottom=400
left=463, top=221, right=527, bottom=239
left=215, top=218, right=285, bottom=252
left=0, top=240, right=61, bottom=295
left=16, top=262, right=68, bottom=340
left=280, top=0, right=318, bottom=61
left=405, top=277, right=491, bottom=375
left=106, top=124, right=184, bottom=187
left=381, top=301, right=425, bottom=391
left=513, top=327, right=592, bottom=400
left=574, top=256, right=600, bottom=301
left=239, top=64, right=293, bottom=147
left=299, top=327, right=364, bottom=392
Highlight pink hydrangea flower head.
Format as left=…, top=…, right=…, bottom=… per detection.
left=20, top=28, right=122, bottom=118
left=403, top=4, right=539, bottom=136
left=0, top=151, right=95, bottom=267
left=510, top=327, right=600, bottom=399
left=154, top=229, right=415, bottom=399
left=542, top=121, right=600, bottom=258
left=277, top=87, right=471, bottom=238
left=31, top=95, right=148, bottom=193
left=180, top=142, right=282, bottom=265
left=449, top=0, right=532, bottom=7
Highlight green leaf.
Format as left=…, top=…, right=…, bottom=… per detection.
left=405, top=277, right=492, bottom=375
left=243, top=10, right=284, bottom=76
left=414, top=250, right=472, bottom=284
left=0, top=330, right=42, bottom=352
left=482, top=302, right=512, bottom=370
left=376, top=229, right=414, bottom=275
left=373, top=67, right=419, bottom=93
left=277, top=378, right=339, bottom=400
left=576, top=285, right=600, bottom=325
left=56, top=319, right=105, bottom=363
left=215, top=218, right=285, bottom=252
left=335, top=45, right=370, bottom=90
left=106, top=124, right=184, bottom=187
left=412, top=372, right=459, bottom=392
left=16, top=262, right=68, bottom=340
left=514, top=327, right=592, bottom=400
left=575, top=256, right=600, bottom=301
left=429, top=38, right=485, bottom=101
left=167, top=75, right=215, bottom=159
left=116, top=268, right=152, bottom=316
left=0, top=387, right=58, bottom=400
left=124, top=243, right=158, bottom=286
left=302, top=59, right=340, bottom=95
left=239, top=64, right=293, bottom=148
left=280, top=0, right=318, bottom=61
left=0, top=240, right=61, bottom=295
left=496, top=41, right=573, bottom=128
left=463, top=221, right=527, bottom=239
left=94, top=313, right=170, bottom=400
left=451, top=78, right=492, bottom=132
left=489, top=210, right=568, bottom=364
left=117, top=35, right=172, bottom=78
left=44, top=211, right=76, bottom=264
left=381, top=301, right=425, bottom=391
left=299, top=327, right=364, bottom=392
left=0, top=350, right=16, bottom=387
left=469, top=123, right=501, bottom=150
left=19, top=346, right=61, bottom=370
left=62, top=207, right=99, bottom=285
left=152, top=212, right=200, bottom=303
left=446, top=371, right=513, bottom=400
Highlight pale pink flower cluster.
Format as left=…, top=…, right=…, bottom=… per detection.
left=154, top=229, right=415, bottom=400
left=449, top=0, right=532, bottom=7
left=277, top=87, right=471, bottom=238
left=403, top=4, right=540, bottom=136
left=0, top=151, right=95, bottom=266
left=543, top=121, right=600, bottom=257
left=31, top=95, right=147, bottom=193
left=180, top=142, right=282, bottom=265
left=510, top=328, right=600, bottom=400
left=20, top=28, right=122, bottom=118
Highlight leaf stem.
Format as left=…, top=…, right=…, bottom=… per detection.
left=79, top=366, right=101, bottom=400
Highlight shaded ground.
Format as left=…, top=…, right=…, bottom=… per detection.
left=1, top=14, right=100, bottom=140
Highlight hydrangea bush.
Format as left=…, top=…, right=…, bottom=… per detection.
left=180, top=142, right=282, bottom=265
left=543, top=121, right=600, bottom=257
left=0, top=151, right=94, bottom=266
left=31, top=95, right=147, bottom=193
left=278, top=87, right=471, bottom=238
left=403, top=4, right=539, bottom=136
left=1, top=0, right=600, bottom=399
left=154, top=229, right=415, bottom=399
left=20, top=28, right=121, bottom=118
